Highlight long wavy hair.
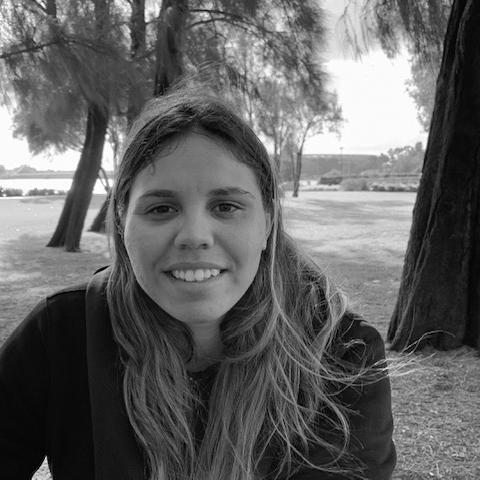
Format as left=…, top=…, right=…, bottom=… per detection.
left=106, top=89, right=366, bottom=480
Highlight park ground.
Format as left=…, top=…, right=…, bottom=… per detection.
left=1, top=191, right=479, bottom=480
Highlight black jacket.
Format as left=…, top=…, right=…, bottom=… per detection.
left=0, top=267, right=396, bottom=479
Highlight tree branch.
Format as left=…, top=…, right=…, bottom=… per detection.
left=188, top=16, right=229, bottom=29
left=189, top=8, right=247, bottom=23
left=188, top=8, right=277, bottom=37
left=0, top=40, right=59, bottom=60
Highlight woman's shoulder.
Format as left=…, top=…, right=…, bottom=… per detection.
left=30, top=265, right=110, bottom=329
left=332, top=311, right=387, bottom=367
left=1, top=267, right=110, bottom=354
left=0, top=284, right=87, bottom=356
left=46, top=282, right=88, bottom=307
left=337, top=311, right=382, bottom=342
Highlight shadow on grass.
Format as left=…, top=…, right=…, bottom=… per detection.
left=283, top=197, right=413, bottom=227
left=18, top=193, right=106, bottom=208
left=0, top=232, right=110, bottom=340
left=19, top=196, right=67, bottom=204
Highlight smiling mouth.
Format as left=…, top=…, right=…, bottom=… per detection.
left=167, top=268, right=225, bottom=283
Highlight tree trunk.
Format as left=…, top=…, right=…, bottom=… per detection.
left=273, top=138, right=280, bottom=173
left=292, top=149, right=303, bottom=198
left=47, top=103, right=109, bottom=251
left=89, top=191, right=110, bottom=233
left=153, top=0, right=188, bottom=96
left=89, top=0, right=146, bottom=235
left=388, top=0, right=480, bottom=352
left=89, top=167, right=111, bottom=233
left=127, top=0, right=147, bottom=125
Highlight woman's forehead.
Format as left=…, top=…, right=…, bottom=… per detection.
left=128, top=132, right=263, bottom=199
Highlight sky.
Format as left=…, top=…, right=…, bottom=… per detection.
left=304, top=0, right=428, bottom=155
left=0, top=0, right=429, bottom=170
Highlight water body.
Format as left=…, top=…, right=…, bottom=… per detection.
left=0, top=178, right=112, bottom=196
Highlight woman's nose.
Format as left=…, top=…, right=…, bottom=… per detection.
left=173, top=212, right=214, bottom=249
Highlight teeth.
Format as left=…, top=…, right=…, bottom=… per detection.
left=171, top=269, right=221, bottom=282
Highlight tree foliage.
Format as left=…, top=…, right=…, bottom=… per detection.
left=0, top=0, right=133, bottom=154
left=342, top=0, right=452, bottom=131
left=382, top=142, right=424, bottom=174
left=405, top=57, right=438, bottom=132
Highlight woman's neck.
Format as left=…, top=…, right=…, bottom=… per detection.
left=187, top=324, right=224, bottom=372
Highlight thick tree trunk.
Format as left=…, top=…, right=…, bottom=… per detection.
left=153, top=0, right=188, bottom=95
left=47, top=103, right=108, bottom=251
left=388, top=0, right=480, bottom=352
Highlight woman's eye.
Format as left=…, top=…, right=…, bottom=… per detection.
left=213, top=203, right=241, bottom=214
left=146, top=205, right=176, bottom=216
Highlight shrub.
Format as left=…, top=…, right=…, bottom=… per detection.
left=319, top=169, right=343, bottom=185
left=319, top=176, right=343, bottom=185
left=26, top=188, right=66, bottom=196
left=0, top=186, right=23, bottom=197
left=370, top=182, right=418, bottom=192
left=340, top=178, right=368, bottom=191
left=323, top=168, right=342, bottom=177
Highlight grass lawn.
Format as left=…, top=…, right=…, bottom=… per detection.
left=1, top=191, right=479, bottom=479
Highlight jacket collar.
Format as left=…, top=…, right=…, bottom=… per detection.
left=85, top=266, right=145, bottom=479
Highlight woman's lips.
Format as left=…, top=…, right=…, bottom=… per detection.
left=166, top=269, right=226, bottom=283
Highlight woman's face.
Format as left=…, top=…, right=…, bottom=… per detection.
left=123, top=132, right=271, bottom=329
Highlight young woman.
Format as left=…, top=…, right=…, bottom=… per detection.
left=0, top=90, right=395, bottom=480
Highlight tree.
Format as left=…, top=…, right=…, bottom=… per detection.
left=382, top=142, right=424, bottom=175
left=255, top=78, right=295, bottom=172
left=45, top=0, right=114, bottom=250
left=227, top=22, right=342, bottom=194
left=89, top=0, right=150, bottom=233
left=0, top=0, right=131, bottom=251
left=289, top=91, right=342, bottom=197
left=405, top=56, right=438, bottom=132
left=154, top=0, right=188, bottom=96
left=254, top=75, right=342, bottom=197
left=352, top=0, right=480, bottom=351
left=388, top=0, right=480, bottom=351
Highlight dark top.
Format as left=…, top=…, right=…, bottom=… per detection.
left=0, top=267, right=396, bottom=479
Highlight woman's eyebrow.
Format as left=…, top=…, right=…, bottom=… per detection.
left=138, top=189, right=176, bottom=199
left=209, top=187, right=255, bottom=198
left=138, top=186, right=255, bottom=200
